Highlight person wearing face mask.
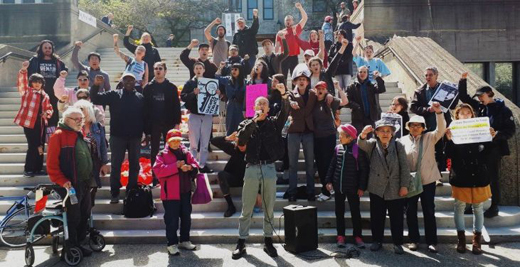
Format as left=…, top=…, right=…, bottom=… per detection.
left=220, top=45, right=250, bottom=77
left=180, top=39, right=218, bottom=79
left=400, top=102, right=445, bottom=254
left=114, top=34, right=149, bottom=93
left=345, top=65, right=386, bottom=133
left=233, top=9, right=260, bottom=74
left=16, top=62, right=54, bottom=177
left=457, top=72, right=516, bottom=218
left=358, top=120, right=410, bottom=255
left=124, top=25, right=162, bottom=82
left=445, top=103, right=495, bottom=255
left=71, top=41, right=111, bottom=92
left=153, top=129, right=199, bottom=256
left=216, top=63, right=246, bottom=135
left=204, top=18, right=231, bottom=67
left=47, top=107, right=94, bottom=257
left=91, top=73, right=146, bottom=204
left=312, top=81, right=348, bottom=203
left=27, top=40, right=68, bottom=129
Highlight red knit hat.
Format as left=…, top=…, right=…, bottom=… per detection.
left=338, top=123, right=357, bottom=139
left=166, top=129, right=183, bottom=143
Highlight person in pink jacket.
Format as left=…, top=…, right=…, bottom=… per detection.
left=153, top=129, right=199, bottom=256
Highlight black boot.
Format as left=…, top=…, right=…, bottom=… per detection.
left=224, top=195, right=236, bottom=217
left=232, top=239, right=246, bottom=260
left=464, top=205, right=473, bottom=215
left=263, top=237, right=278, bottom=257
left=484, top=205, right=499, bottom=218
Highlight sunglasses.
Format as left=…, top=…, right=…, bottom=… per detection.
left=77, top=96, right=89, bottom=100
left=78, top=78, right=88, bottom=82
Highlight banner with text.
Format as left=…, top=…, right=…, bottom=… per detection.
left=197, top=78, right=220, bottom=115
left=449, top=117, right=492, bottom=144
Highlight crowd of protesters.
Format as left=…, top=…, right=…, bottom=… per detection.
left=13, top=0, right=516, bottom=261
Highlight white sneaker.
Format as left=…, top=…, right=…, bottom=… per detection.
left=316, top=193, right=331, bottom=202
left=178, top=241, right=197, bottom=250
left=167, top=245, right=180, bottom=255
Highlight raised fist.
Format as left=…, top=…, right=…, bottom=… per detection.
left=21, top=61, right=29, bottom=70
left=215, top=18, right=221, bottom=24
left=341, top=39, right=349, bottom=46
left=94, top=75, right=105, bottom=86
left=461, top=72, right=469, bottom=79
left=295, top=2, right=302, bottom=9
left=318, top=30, right=324, bottom=36
left=253, top=9, right=258, bottom=18
left=113, top=34, right=119, bottom=42
left=60, top=70, right=68, bottom=78
left=244, top=54, right=250, bottom=61
left=191, top=39, right=199, bottom=46
left=74, top=41, right=83, bottom=47
left=355, top=35, right=362, bottom=42
left=127, top=25, right=133, bottom=31
left=219, top=62, right=226, bottom=69
left=277, top=31, right=286, bottom=39
left=373, top=71, right=380, bottom=78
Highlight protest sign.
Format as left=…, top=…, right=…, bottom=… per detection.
left=79, top=10, right=97, bottom=28
left=428, top=81, right=459, bottom=113
left=381, top=113, right=403, bottom=138
left=197, top=78, right=220, bottom=115
left=449, top=117, right=492, bottom=144
left=246, top=84, right=268, bottom=117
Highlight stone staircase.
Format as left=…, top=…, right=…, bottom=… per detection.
left=0, top=47, right=518, bottom=244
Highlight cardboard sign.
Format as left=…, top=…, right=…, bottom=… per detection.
left=246, top=84, right=268, bottom=118
left=197, top=78, right=220, bottom=115
left=449, top=117, right=492, bottom=144
left=79, top=10, right=97, bottom=28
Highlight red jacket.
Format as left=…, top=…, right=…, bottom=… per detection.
left=47, top=125, right=81, bottom=190
left=153, top=145, right=199, bottom=201
left=14, top=71, right=53, bottom=129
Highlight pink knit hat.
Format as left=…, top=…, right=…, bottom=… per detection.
left=338, top=123, right=357, bottom=139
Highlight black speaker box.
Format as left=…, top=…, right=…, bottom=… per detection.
left=283, top=205, right=318, bottom=254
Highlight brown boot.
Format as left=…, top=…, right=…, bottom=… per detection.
left=472, top=231, right=483, bottom=255
left=456, top=231, right=466, bottom=253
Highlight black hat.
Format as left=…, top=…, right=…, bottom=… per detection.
left=473, top=86, right=493, bottom=98
left=216, top=25, right=227, bottom=34
left=198, top=43, right=210, bottom=50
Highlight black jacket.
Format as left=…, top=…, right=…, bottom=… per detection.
left=319, top=47, right=343, bottom=95
left=259, top=38, right=289, bottom=76
left=180, top=78, right=202, bottom=115
left=237, top=97, right=290, bottom=164
left=328, top=41, right=354, bottom=75
left=232, top=17, right=259, bottom=57
left=458, top=79, right=516, bottom=156
left=210, top=136, right=246, bottom=179
left=180, top=48, right=218, bottom=79
left=143, top=78, right=181, bottom=135
left=399, top=110, right=410, bottom=136
left=446, top=141, right=491, bottom=188
left=410, top=82, right=457, bottom=131
left=221, top=56, right=250, bottom=76
left=91, top=85, right=145, bottom=138
left=346, top=76, right=386, bottom=125
left=124, top=36, right=162, bottom=81
left=326, top=143, right=369, bottom=195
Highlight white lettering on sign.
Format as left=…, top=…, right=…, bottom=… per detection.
left=79, top=10, right=97, bottom=28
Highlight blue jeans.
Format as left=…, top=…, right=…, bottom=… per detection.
left=454, top=199, right=484, bottom=232
left=287, top=132, right=315, bottom=197
left=225, top=101, right=244, bottom=136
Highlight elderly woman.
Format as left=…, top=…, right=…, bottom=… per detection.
left=358, top=120, right=410, bottom=254
left=400, top=102, right=445, bottom=253
left=445, top=103, right=495, bottom=255
left=73, top=100, right=109, bottom=194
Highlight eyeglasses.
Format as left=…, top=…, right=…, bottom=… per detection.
left=67, top=117, right=84, bottom=122
left=78, top=78, right=88, bottom=82
left=376, top=130, right=393, bottom=135
left=154, top=67, right=164, bottom=70
left=425, top=74, right=435, bottom=77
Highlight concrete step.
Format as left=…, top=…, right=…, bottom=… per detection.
left=93, top=226, right=520, bottom=244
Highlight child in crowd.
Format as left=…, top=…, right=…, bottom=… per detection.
left=326, top=124, right=369, bottom=248
left=15, top=61, right=54, bottom=177
left=153, top=129, right=199, bottom=256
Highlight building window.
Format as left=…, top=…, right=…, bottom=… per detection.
left=247, top=0, right=258, bottom=20
left=2, top=0, right=16, bottom=3
left=22, top=0, right=36, bottom=3
left=263, top=0, right=274, bottom=20
left=464, top=63, right=484, bottom=80
left=313, top=0, right=327, bottom=12
left=495, top=62, right=513, bottom=101
left=230, top=0, right=242, bottom=12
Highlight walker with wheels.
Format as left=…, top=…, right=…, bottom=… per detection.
left=24, top=185, right=105, bottom=267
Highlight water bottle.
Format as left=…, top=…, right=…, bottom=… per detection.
left=281, top=116, right=292, bottom=138
left=69, top=187, right=78, bottom=205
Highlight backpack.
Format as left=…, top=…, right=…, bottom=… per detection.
left=123, top=185, right=156, bottom=218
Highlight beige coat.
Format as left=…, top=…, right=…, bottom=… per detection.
left=400, top=113, right=446, bottom=185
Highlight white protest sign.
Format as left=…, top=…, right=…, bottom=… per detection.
left=79, top=10, right=97, bottom=28
left=223, top=13, right=242, bottom=36
left=449, top=117, right=492, bottom=145
left=197, top=78, right=220, bottom=115
left=428, top=81, right=459, bottom=113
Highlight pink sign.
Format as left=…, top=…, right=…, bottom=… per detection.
left=246, top=84, right=268, bottom=117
